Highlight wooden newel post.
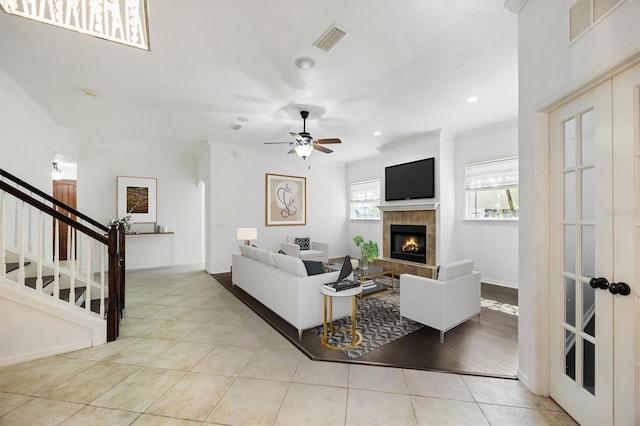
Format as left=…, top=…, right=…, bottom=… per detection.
left=118, top=225, right=126, bottom=315
left=107, top=224, right=119, bottom=341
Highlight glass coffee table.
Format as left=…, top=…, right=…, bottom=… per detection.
left=326, top=263, right=396, bottom=296
left=355, top=265, right=396, bottom=296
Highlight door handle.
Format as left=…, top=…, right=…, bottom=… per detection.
left=589, top=277, right=609, bottom=290
left=589, top=277, right=631, bottom=296
left=608, top=281, right=631, bottom=296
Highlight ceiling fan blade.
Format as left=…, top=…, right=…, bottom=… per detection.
left=315, top=138, right=342, bottom=144
left=314, top=145, right=333, bottom=154
left=264, top=142, right=293, bottom=145
left=287, top=148, right=296, bottom=154
left=289, top=132, right=305, bottom=143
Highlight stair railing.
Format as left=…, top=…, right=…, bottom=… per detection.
left=0, top=168, right=123, bottom=341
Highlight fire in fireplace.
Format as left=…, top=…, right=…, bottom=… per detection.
left=390, top=224, right=427, bottom=263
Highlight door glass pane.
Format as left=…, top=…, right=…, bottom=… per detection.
left=565, top=278, right=576, bottom=327
left=581, top=168, right=595, bottom=221
left=583, top=339, right=596, bottom=395
left=581, top=226, right=595, bottom=278
left=581, top=110, right=595, bottom=165
left=565, top=225, right=576, bottom=274
left=564, top=118, right=576, bottom=169
left=565, top=172, right=576, bottom=220
left=565, top=329, right=576, bottom=381
left=582, top=281, right=596, bottom=337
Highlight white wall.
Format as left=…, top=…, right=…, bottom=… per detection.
left=517, top=0, right=640, bottom=395
left=77, top=145, right=203, bottom=268
left=0, top=68, right=78, bottom=192
left=205, top=142, right=348, bottom=273
left=455, top=119, right=518, bottom=287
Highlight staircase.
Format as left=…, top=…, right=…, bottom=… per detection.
left=0, top=168, right=124, bottom=367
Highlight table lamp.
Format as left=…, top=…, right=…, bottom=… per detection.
left=236, top=227, right=257, bottom=245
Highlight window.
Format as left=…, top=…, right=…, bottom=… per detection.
left=350, top=179, right=380, bottom=220
left=465, top=157, right=519, bottom=220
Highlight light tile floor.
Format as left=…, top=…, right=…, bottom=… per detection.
left=0, top=265, right=578, bottom=425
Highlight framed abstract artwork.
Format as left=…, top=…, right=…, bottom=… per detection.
left=265, top=173, right=306, bottom=226
left=116, top=176, right=157, bottom=223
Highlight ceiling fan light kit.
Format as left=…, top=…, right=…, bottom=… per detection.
left=264, top=110, right=342, bottom=160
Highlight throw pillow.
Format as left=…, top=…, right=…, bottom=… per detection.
left=303, top=260, right=324, bottom=276
left=294, top=237, right=311, bottom=251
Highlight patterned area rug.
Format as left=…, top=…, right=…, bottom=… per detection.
left=311, top=292, right=423, bottom=359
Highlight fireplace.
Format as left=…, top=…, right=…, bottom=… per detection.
left=390, top=224, right=427, bottom=264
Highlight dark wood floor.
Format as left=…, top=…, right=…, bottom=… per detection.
left=212, top=271, right=518, bottom=379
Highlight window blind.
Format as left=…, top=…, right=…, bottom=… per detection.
left=351, top=180, right=380, bottom=202
left=465, top=157, right=518, bottom=191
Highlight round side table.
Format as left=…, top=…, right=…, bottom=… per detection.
left=320, top=285, right=363, bottom=349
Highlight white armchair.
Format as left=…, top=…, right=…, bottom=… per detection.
left=399, top=259, right=481, bottom=343
left=280, top=237, right=328, bottom=264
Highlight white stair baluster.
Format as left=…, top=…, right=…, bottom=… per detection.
left=85, top=233, right=91, bottom=311
left=17, top=200, right=25, bottom=286
left=53, top=218, right=60, bottom=299
left=0, top=190, right=5, bottom=280
left=36, top=211, right=43, bottom=292
left=69, top=227, right=75, bottom=304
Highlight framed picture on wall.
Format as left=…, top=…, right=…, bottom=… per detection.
left=265, top=173, right=306, bottom=226
left=117, top=176, right=157, bottom=223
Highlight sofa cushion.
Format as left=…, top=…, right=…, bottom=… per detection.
left=437, top=259, right=474, bottom=281
left=302, top=260, right=324, bottom=276
left=273, top=252, right=308, bottom=277
left=294, top=237, right=311, bottom=250
left=239, top=244, right=253, bottom=258
left=254, top=247, right=276, bottom=267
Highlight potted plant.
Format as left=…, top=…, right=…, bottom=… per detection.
left=353, top=235, right=379, bottom=270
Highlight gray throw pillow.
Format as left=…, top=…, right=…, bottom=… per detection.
left=303, top=260, right=324, bottom=276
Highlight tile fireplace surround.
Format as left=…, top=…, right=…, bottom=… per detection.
left=381, top=208, right=436, bottom=268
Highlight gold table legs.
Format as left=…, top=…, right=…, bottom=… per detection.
left=321, top=293, right=363, bottom=350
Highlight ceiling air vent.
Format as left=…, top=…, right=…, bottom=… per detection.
left=312, top=24, right=347, bottom=52
left=569, top=0, right=591, bottom=42
left=594, top=0, right=620, bottom=20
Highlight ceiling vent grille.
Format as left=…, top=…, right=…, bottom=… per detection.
left=313, top=24, right=347, bottom=52
left=569, top=0, right=623, bottom=42
left=569, top=0, right=591, bottom=42
left=593, top=0, right=619, bottom=20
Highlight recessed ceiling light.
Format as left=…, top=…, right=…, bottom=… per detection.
left=83, top=89, right=97, bottom=97
left=294, top=57, right=315, bottom=69
left=373, top=131, right=382, bottom=136
left=466, top=96, right=478, bottom=103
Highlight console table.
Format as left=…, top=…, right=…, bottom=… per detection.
left=125, top=232, right=175, bottom=270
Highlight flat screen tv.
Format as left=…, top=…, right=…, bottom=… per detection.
left=384, top=157, right=435, bottom=201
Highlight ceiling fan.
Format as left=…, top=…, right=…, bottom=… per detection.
left=264, top=110, right=342, bottom=159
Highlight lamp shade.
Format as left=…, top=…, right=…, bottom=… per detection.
left=236, top=227, right=257, bottom=243
left=294, top=144, right=313, bottom=158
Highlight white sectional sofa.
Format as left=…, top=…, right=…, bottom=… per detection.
left=232, top=245, right=351, bottom=339
left=399, top=259, right=481, bottom=343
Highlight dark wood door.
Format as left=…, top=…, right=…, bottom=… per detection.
left=53, top=179, right=77, bottom=261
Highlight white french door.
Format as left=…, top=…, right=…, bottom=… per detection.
left=549, top=64, right=639, bottom=425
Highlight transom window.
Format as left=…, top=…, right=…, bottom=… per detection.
left=350, top=179, right=380, bottom=220
left=465, top=157, right=519, bottom=220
